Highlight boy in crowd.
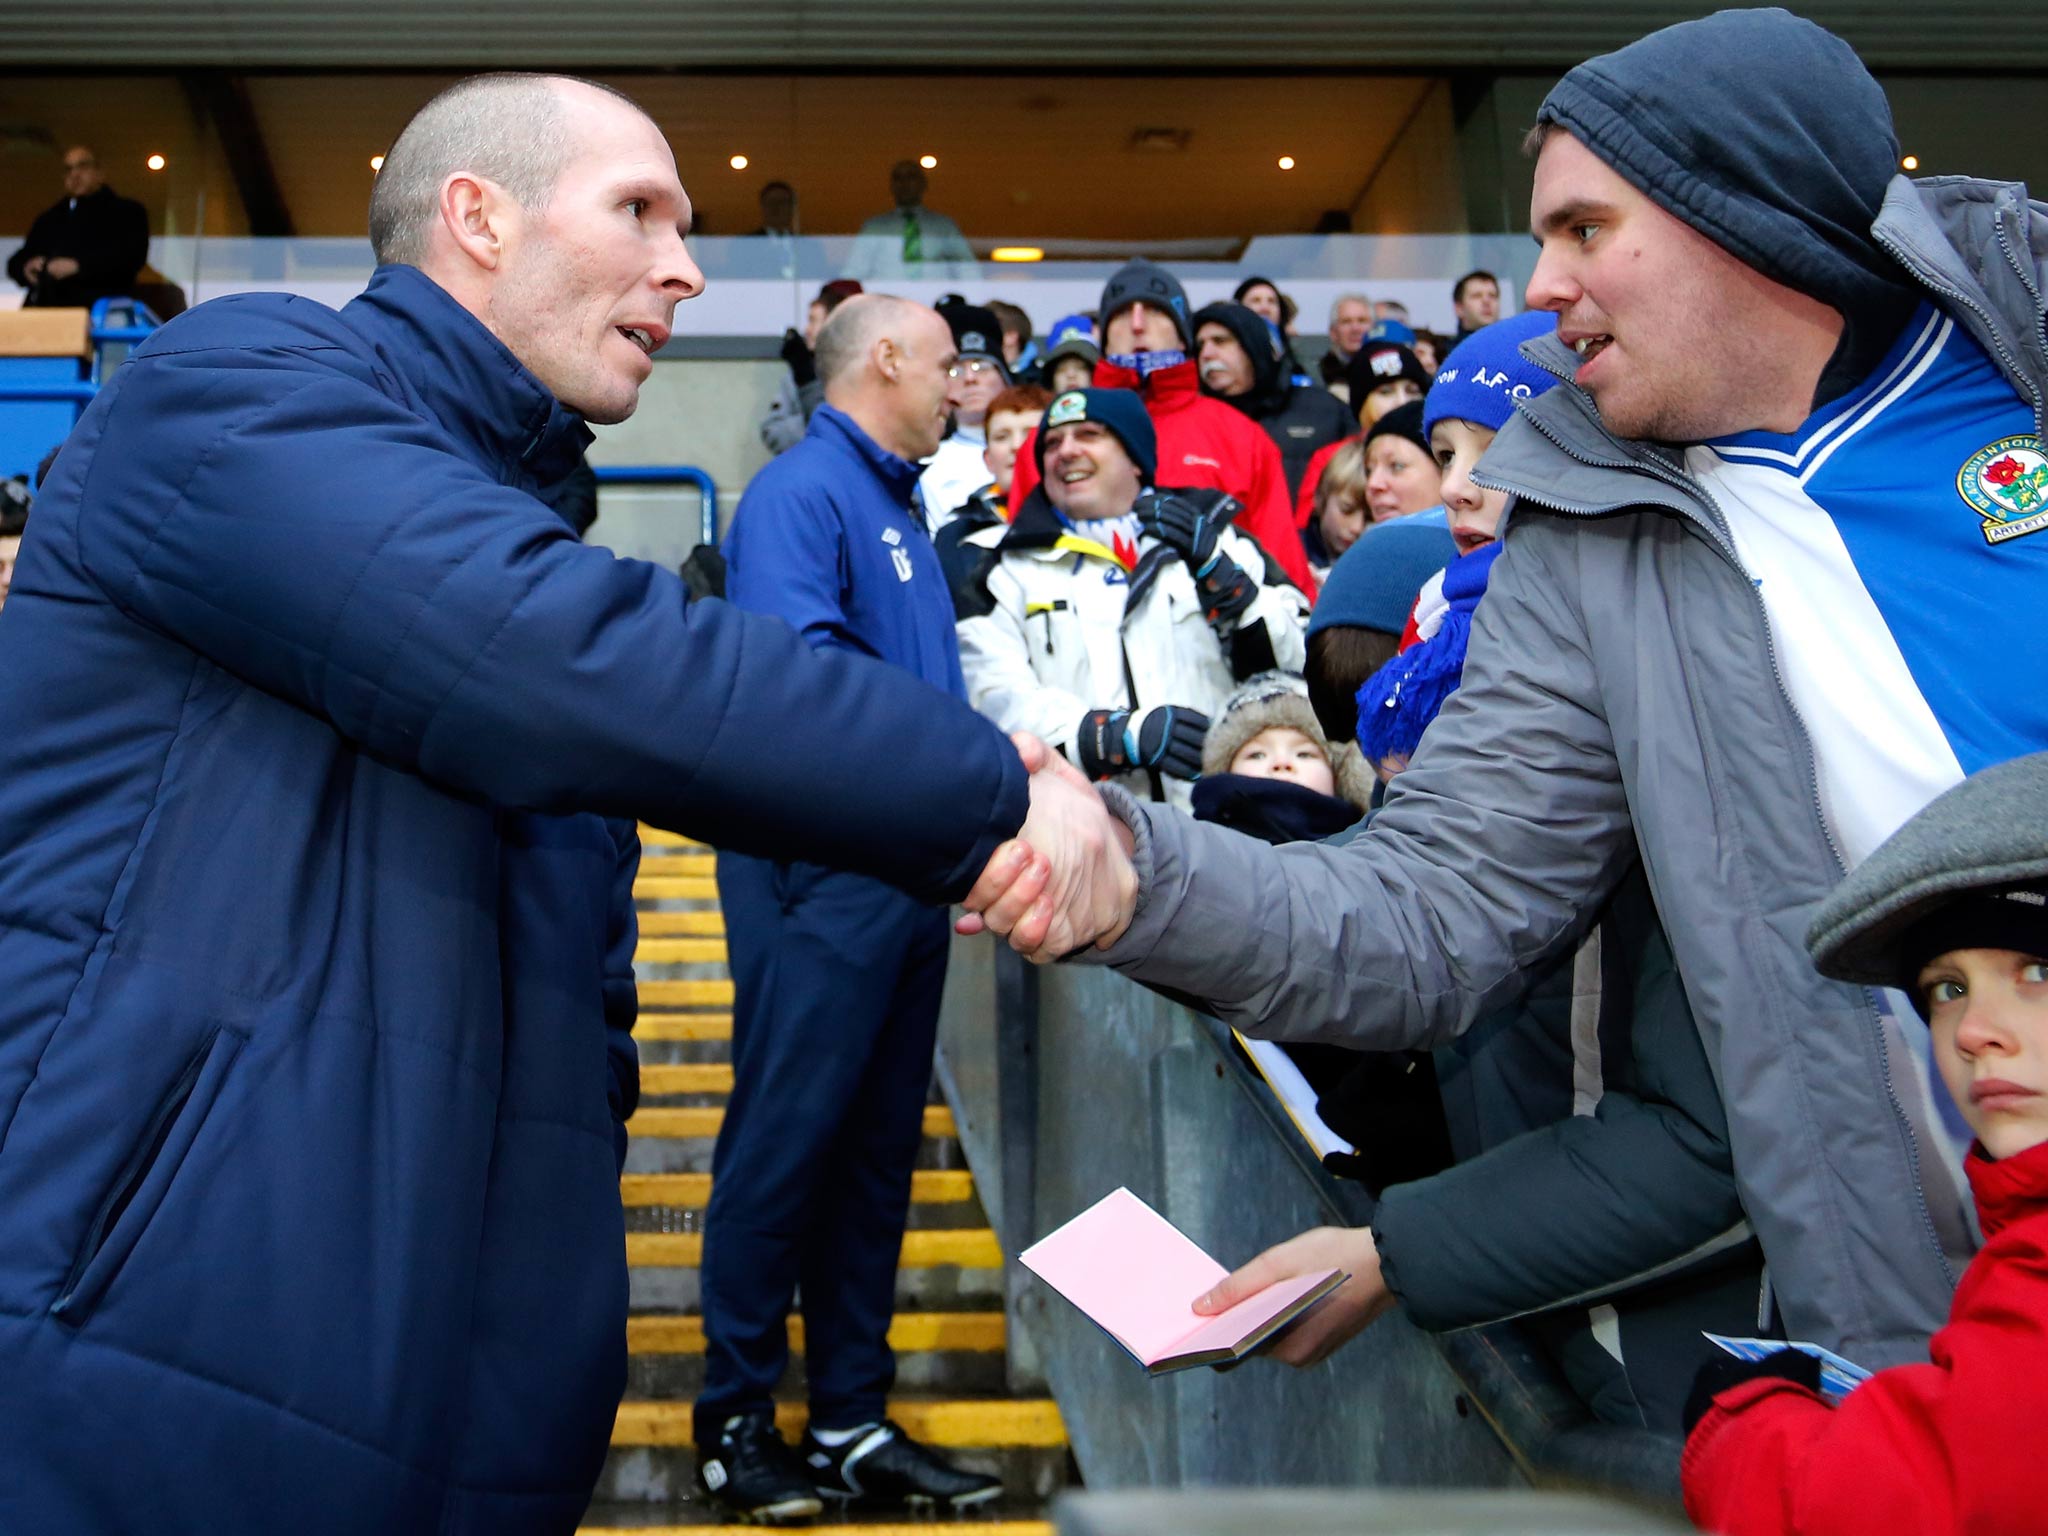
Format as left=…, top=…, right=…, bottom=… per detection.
left=1683, top=751, right=2048, bottom=1536
left=950, top=388, right=1308, bottom=810
left=1191, top=673, right=1373, bottom=847
left=931, top=384, right=1050, bottom=594
left=1038, top=314, right=1098, bottom=394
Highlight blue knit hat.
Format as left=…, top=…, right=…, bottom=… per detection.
left=1034, top=387, right=1159, bottom=487
left=1366, top=318, right=1416, bottom=346
left=1422, top=311, right=1561, bottom=438
left=1306, top=515, right=1458, bottom=637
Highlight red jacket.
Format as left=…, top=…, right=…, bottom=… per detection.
left=1681, top=1136, right=2048, bottom=1536
left=1011, top=357, right=1315, bottom=592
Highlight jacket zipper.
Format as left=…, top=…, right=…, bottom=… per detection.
left=1491, top=406, right=1957, bottom=1293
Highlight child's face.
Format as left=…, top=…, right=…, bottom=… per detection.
left=1917, top=946, right=2048, bottom=1159
left=1228, top=726, right=1336, bottom=797
left=1316, top=488, right=1371, bottom=561
left=1431, top=418, right=1513, bottom=555
left=982, top=407, right=1044, bottom=500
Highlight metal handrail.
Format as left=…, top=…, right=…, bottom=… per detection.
left=590, top=464, right=720, bottom=549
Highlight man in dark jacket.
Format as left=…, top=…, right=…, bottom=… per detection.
left=1193, top=300, right=1355, bottom=503
left=0, top=74, right=1125, bottom=1536
left=5, top=145, right=149, bottom=308
left=695, top=296, right=1004, bottom=1520
left=966, top=10, right=2048, bottom=1382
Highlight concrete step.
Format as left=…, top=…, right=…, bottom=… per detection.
left=635, top=911, right=724, bottom=938
left=625, top=1312, right=1009, bottom=1399
left=627, top=1105, right=955, bottom=1141
left=634, top=1012, right=732, bottom=1043
left=627, top=1229, right=1000, bottom=1271
left=635, top=938, right=728, bottom=965
left=636, top=981, right=734, bottom=1009
left=620, top=1170, right=976, bottom=1211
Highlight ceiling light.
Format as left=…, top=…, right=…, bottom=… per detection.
left=146, top=153, right=166, bottom=171
left=729, top=154, right=749, bottom=170
left=1277, top=155, right=1296, bottom=171
left=991, top=247, right=1044, bottom=263
left=1901, top=154, right=1919, bottom=171
left=919, top=154, right=938, bottom=170
left=369, top=154, right=385, bottom=172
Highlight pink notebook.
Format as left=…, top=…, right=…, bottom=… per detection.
left=1019, top=1187, right=1347, bottom=1374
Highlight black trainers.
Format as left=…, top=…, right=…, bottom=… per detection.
left=695, top=1412, right=825, bottom=1525
left=801, top=1419, right=1004, bottom=1509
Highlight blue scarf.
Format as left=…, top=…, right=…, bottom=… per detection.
left=1355, top=542, right=1503, bottom=763
left=1107, top=349, right=1188, bottom=380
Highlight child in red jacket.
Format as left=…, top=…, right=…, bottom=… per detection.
left=1681, top=750, right=2048, bottom=1536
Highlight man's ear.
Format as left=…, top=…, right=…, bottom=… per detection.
left=438, top=172, right=512, bottom=273
left=873, top=336, right=901, bottom=384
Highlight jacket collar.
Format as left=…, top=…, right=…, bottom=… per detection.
left=342, top=265, right=592, bottom=487
left=1092, top=355, right=1201, bottom=413
left=810, top=403, right=926, bottom=505
left=1967, top=1137, right=2048, bottom=1241
left=1478, top=175, right=2048, bottom=522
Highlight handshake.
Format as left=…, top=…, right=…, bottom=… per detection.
left=957, top=733, right=1141, bottom=962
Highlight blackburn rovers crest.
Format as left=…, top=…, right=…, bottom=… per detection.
left=1957, top=434, right=2048, bottom=544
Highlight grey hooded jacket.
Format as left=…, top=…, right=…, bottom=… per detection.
left=1088, top=176, right=2048, bottom=1370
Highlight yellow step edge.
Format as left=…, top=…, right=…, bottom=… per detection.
left=632, top=1013, right=732, bottom=1042
left=633, top=877, right=720, bottom=902
left=584, top=1528, right=1049, bottom=1536
left=634, top=853, right=715, bottom=881
left=636, top=980, right=735, bottom=1008
left=637, top=1063, right=734, bottom=1096
left=627, top=1227, right=1002, bottom=1270
left=636, top=826, right=702, bottom=849
left=610, top=1398, right=1066, bottom=1448
left=626, top=1310, right=1005, bottom=1356
left=620, top=1168, right=975, bottom=1209
left=628, top=1104, right=954, bottom=1140
left=635, top=910, right=725, bottom=938
left=635, top=937, right=729, bottom=965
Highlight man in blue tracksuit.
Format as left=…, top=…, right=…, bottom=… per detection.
left=695, top=295, right=1005, bottom=1520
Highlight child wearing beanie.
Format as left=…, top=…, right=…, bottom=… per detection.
left=1355, top=312, right=1559, bottom=778
left=1682, top=751, right=2048, bottom=1536
left=1190, top=673, right=1374, bottom=847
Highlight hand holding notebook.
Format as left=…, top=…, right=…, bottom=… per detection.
left=1020, top=1187, right=1348, bottom=1374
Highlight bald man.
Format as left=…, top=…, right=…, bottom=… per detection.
left=0, top=75, right=1125, bottom=1533
left=5, top=144, right=149, bottom=308
left=696, top=294, right=1003, bottom=1520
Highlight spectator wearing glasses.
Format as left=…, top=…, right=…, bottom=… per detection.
left=918, top=301, right=1012, bottom=531
left=7, top=145, right=149, bottom=309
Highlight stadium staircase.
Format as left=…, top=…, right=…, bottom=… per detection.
left=579, top=827, right=1069, bottom=1534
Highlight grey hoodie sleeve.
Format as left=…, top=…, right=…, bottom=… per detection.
left=1091, top=522, right=1638, bottom=1051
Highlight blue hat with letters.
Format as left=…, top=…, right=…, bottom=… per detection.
left=1033, top=387, right=1159, bottom=487
left=1422, top=311, right=1560, bottom=438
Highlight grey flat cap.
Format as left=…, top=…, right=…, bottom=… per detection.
left=1807, top=752, right=2048, bottom=988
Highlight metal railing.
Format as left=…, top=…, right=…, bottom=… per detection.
left=591, top=464, right=720, bottom=549
left=0, top=298, right=164, bottom=415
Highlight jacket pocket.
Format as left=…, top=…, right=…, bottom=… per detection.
left=52, top=1024, right=245, bottom=1323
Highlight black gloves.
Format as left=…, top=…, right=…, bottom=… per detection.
left=780, top=328, right=817, bottom=387
left=1076, top=706, right=1210, bottom=782
left=1136, top=488, right=1258, bottom=629
left=1681, top=1348, right=1824, bottom=1437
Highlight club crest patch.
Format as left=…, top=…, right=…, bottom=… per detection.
left=1957, top=434, right=2048, bottom=544
left=1046, top=391, right=1088, bottom=428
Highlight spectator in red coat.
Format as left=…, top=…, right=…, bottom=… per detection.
left=1007, top=259, right=1313, bottom=591
left=1682, top=751, right=2048, bottom=1536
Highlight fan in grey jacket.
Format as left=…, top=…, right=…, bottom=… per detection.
left=964, top=9, right=2048, bottom=1376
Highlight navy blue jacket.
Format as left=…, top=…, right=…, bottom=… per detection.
left=0, top=265, right=1026, bottom=1534
left=725, top=402, right=964, bottom=698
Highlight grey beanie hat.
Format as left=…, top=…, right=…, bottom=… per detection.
left=1099, top=257, right=1194, bottom=349
left=1807, top=752, right=2048, bottom=989
left=1201, top=673, right=1375, bottom=813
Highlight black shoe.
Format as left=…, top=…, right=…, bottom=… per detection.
left=801, top=1419, right=1004, bottom=1509
left=695, top=1412, right=826, bottom=1525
